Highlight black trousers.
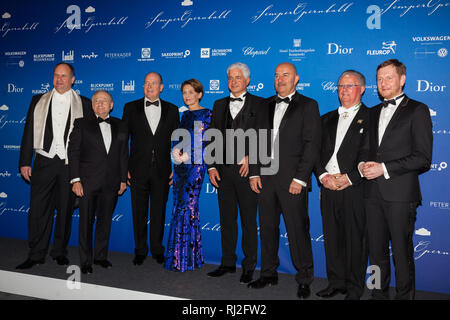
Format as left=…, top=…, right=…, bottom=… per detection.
left=78, top=188, right=117, bottom=267
left=28, top=154, right=75, bottom=260
left=365, top=184, right=418, bottom=300
left=320, top=185, right=368, bottom=298
left=216, top=165, right=258, bottom=271
left=258, top=175, right=314, bottom=285
left=130, top=166, right=169, bottom=257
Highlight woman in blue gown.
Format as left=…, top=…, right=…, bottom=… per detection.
left=164, top=79, right=212, bottom=272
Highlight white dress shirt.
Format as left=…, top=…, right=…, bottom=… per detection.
left=358, top=94, right=405, bottom=180
left=36, top=90, right=71, bottom=160
left=319, top=103, right=361, bottom=185
left=378, top=93, right=405, bottom=179
left=144, top=97, right=161, bottom=134
left=229, top=92, right=247, bottom=119
left=98, top=116, right=112, bottom=154
left=70, top=115, right=112, bottom=185
left=272, top=91, right=306, bottom=187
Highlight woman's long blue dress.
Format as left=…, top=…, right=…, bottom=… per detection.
left=164, top=108, right=212, bottom=272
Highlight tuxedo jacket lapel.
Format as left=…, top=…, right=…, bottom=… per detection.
left=137, top=98, right=153, bottom=137
left=379, top=96, right=409, bottom=149
left=327, top=111, right=339, bottom=148
left=339, top=108, right=363, bottom=149
left=153, top=100, right=168, bottom=137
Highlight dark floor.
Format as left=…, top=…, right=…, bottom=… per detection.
left=1, top=237, right=449, bottom=300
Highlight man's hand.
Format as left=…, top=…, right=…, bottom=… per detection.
left=333, top=174, right=351, bottom=191
left=289, top=180, right=302, bottom=195
left=321, top=174, right=338, bottom=190
left=127, top=171, right=131, bottom=186
left=362, top=161, right=384, bottom=180
left=208, top=168, right=221, bottom=188
left=238, top=156, right=249, bottom=177
left=20, top=166, right=32, bottom=182
left=118, top=182, right=127, bottom=195
left=250, top=176, right=262, bottom=194
left=72, top=181, right=84, bottom=197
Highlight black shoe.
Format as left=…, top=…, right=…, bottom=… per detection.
left=152, top=254, right=164, bottom=264
left=207, top=266, right=236, bottom=277
left=16, top=258, right=45, bottom=270
left=316, top=286, right=347, bottom=298
left=53, top=256, right=69, bottom=266
left=297, top=284, right=311, bottom=299
left=247, top=277, right=278, bottom=289
left=133, top=255, right=146, bottom=265
left=240, top=270, right=254, bottom=284
left=81, top=265, right=93, bottom=274
left=94, top=259, right=112, bottom=269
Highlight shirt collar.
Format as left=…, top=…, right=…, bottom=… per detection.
left=230, top=91, right=247, bottom=100
left=277, top=91, right=296, bottom=101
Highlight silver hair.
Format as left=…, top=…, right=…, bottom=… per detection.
left=339, top=70, right=366, bottom=87
left=92, top=90, right=113, bottom=102
left=227, top=62, right=250, bottom=79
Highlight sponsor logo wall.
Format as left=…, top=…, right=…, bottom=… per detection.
left=0, top=0, right=449, bottom=294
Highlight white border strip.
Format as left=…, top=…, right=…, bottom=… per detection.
left=0, top=270, right=186, bottom=300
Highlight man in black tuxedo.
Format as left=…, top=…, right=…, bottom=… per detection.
left=68, top=90, right=128, bottom=274
left=248, top=62, right=321, bottom=299
left=122, top=72, right=180, bottom=265
left=359, top=59, right=433, bottom=300
left=206, top=63, right=265, bottom=283
left=17, top=63, right=94, bottom=269
left=314, top=70, right=369, bottom=300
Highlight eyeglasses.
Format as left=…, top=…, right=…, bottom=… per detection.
left=337, top=84, right=360, bottom=89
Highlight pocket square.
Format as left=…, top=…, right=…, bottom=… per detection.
left=359, top=128, right=364, bottom=133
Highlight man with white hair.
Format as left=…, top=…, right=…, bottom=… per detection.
left=207, top=62, right=266, bottom=283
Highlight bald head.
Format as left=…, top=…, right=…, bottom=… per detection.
left=274, top=62, right=299, bottom=97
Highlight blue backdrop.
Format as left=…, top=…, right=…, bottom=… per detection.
left=1, top=0, right=449, bottom=294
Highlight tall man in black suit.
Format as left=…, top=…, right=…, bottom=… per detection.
left=17, top=63, right=93, bottom=269
left=68, top=90, right=128, bottom=274
left=248, top=62, right=321, bottom=299
left=122, top=72, right=180, bottom=265
left=314, top=70, right=369, bottom=300
left=360, top=59, right=433, bottom=300
left=206, top=63, right=265, bottom=284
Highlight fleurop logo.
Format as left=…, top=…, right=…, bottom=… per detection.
left=366, top=41, right=397, bottom=55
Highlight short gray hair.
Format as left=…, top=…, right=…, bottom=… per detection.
left=92, top=90, right=113, bottom=102
left=338, top=70, right=366, bottom=87
left=227, top=62, right=250, bottom=79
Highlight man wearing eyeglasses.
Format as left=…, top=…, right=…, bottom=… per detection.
left=122, top=72, right=180, bottom=266
left=313, top=70, right=369, bottom=300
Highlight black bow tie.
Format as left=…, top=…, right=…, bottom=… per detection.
left=97, top=117, right=110, bottom=124
left=146, top=100, right=159, bottom=107
left=275, top=96, right=290, bottom=104
left=382, top=94, right=405, bottom=108
left=230, top=93, right=246, bottom=102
